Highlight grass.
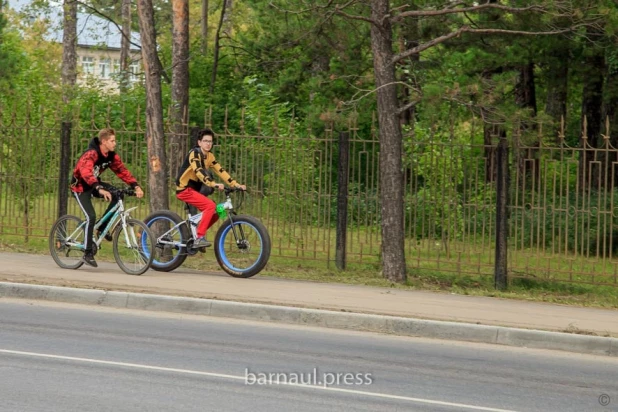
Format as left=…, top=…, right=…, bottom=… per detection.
left=2, top=191, right=618, bottom=309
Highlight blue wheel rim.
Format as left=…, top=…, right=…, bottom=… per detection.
left=218, top=221, right=264, bottom=273
left=146, top=216, right=184, bottom=266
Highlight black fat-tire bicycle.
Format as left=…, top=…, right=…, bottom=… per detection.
left=143, top=187, right=271, bottom=278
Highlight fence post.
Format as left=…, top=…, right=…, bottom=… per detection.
left=336, top=131, right=349, bottom=270
left=57, top=121, right=72, bottom=218
left=494, top=135, right=509, bottom=290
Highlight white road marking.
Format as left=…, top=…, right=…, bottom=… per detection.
left=0, top=348, right=518, bottom=412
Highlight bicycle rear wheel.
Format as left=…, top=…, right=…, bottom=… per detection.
left=49, top=215, right=85, bottom=270
left=214, top=215, right=271, bottom=278
left=143, top=211, right=190, bottom=272
left=112, top=218, right=154, bottom=275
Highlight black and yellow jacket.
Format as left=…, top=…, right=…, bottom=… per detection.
left=175, top=147, right=238, bottom=193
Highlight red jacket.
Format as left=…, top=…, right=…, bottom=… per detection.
left=71, top=138, right=139, bottom=193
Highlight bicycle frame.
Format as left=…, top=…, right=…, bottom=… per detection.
left=155, top=195, right=238, bottom=249
left=63, top=198, right=139, bottom=251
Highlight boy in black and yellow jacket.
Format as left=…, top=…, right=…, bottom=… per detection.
left=175, top=128, right=245, bottom=248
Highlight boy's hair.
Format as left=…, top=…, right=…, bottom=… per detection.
left=98, top=128, right=116, bottom=141
left=197, top=128, right=215, bottom=143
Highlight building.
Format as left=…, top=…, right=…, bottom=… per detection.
left=6, top=0, right=142, bottom=91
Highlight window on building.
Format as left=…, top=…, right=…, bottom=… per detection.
left=99, top=59, right=111, bottom=79
left=130, top=62, right=139, bottom=82
left=112, top=59, right=120, bottom=75
left=81, top=57, right=94, bottom=75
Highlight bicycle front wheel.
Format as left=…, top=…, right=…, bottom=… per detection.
left=214, top=215, right=271, bottom=278
left=49, top=215, right=85, bottom=270
left=112, top=218, right=154, bottom=275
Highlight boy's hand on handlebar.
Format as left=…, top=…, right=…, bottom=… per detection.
left=214, top=184, right=225, bottom=191
left=135, top=186, right=144, bottom=198
left=99, top=188, right=112, bottom=202
left=236, top=184, right=246, bottom=191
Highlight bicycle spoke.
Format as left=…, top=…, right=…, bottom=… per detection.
left=49, top=215, right=85, bottom=270
left=113, top=219, right=154, bottom=275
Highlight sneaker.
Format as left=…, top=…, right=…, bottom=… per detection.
left=82, top=253, right=98, bottom=268
left=97, top=230, right=113, bottom=242
left=193, top=237, right=211, bottom=248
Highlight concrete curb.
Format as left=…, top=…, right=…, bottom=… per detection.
left=1, top=281, right=616, bottom=357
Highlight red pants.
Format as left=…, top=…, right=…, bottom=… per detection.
left=176, top=188, right=219, bottom=238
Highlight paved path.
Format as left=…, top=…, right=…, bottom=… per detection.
left=1, top=252, right=616, bottom=337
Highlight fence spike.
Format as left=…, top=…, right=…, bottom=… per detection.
left=136, top=105, right=143, bottom=132
left=257, top=110, right=262, bottom=135
left=204, top=106, right=212, bottom=128
left=34, top=105, right=44, bottom=128
left=121, top=103, right=127, bottom=131
left=22, top=99, right=31, bottom=128
left=371, top=111, right=377, bottom=139
left=558, top=115, right=565, bottom=144
left=106, top=104, right=112, bottom=128
left=273, top=107, right=279, bottom=136
left=240, top=107, right=245, bottom=135
left=288, top=109, right=295, bottom=136
left=90, top=104, right=97, bottom=129
left=224, top=105, right=229, bottom=134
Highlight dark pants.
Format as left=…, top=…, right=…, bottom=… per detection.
left=73, top=183, right=118, bottom=253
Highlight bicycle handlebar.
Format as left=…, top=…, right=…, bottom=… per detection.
left=224, top=186, right=246, bottom=196
left=107, top=187, right=137, bottom=199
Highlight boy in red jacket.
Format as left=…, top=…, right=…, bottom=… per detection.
left=71, top=128, right=144, bottom=267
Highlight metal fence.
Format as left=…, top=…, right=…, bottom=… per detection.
left=1, top=106, right=617, bottom=287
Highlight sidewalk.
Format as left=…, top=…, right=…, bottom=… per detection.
left=1, top=251, right=617, bottom=338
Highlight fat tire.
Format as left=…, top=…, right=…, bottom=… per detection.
left=143, top=210, right=190, bottom=272
left=214, top=215, right=271, bottom=278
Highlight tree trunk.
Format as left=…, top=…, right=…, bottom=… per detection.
left=544, top=47, right=568, bottom=144
left=397, top=17, right=420, bottom=127
left=515, top=63, right=537, bottom=116
left=370, top=0, right=406, bottom=283
left=603, top=67, right=618, bottom=187
left=201, top=0, right=208, bottom=55
left=61, top=0, right=77, bottom=107
left=222, top=0, right=233, bottom=37
left=59, top=0, right=77, bottom=217
left=481, top=68, right=505, bottom=184
left=210, top=0, right=227, bottom=96
left=119, top=0, right=132, bottom=93
left=579, top=42, right=604, bottom=191
left=137, top=0, right=169, bottom=213
left=515, top=62, right=539, bottom=186
left=171, top=0, right=190, bottom=171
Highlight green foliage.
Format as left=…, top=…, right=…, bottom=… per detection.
left=511, top=188, right=618, bottom=258
left=0, top=1, right=9, bottom=78
left=406, top=121, right=468, bottom=240
left=234, top=0, right=374, bottom=131
left=233, top=76, right=323, bottom=225
left=0, top=22, right=30, bottom=95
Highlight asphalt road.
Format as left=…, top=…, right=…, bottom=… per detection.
left=0, top=299, right=616, bottom=412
